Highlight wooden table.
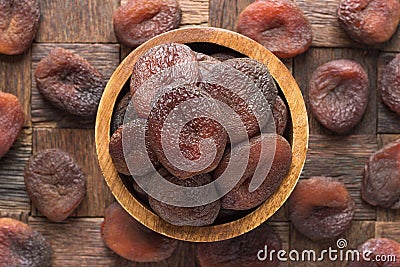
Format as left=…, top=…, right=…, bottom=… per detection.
left=0, top=0, right=399, bottom=266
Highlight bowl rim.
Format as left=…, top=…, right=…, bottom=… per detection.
left=95, top=26, right=309, bottom=242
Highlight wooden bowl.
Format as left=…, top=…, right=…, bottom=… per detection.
left=95, top=27, right=308, bottom=242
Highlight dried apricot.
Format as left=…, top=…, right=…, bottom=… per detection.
left=0, top=0, right=40, bottom=55
left=197, top=223, right=282, bottom=267
left=380, top=54, right=400, bottom=116
left=213, top=134, right=292, bottom=210
left=24, top=149, right=86, bottom=222
left=237, top=0, right=313, bottom=58
left=309, top=59, right=369, bottom=133
left=362, top=139, right=400, bottom=209
left=113, top=0, right=181, bottom=47
left=34, top=47, right=106, bottom=117
left=210, top=52, right=239, bottom=61
left=111, top=92, right=134, bottom=134
left=272, top=96, right=288, bottom=135
left=148, top=173, right=221, bottom=226
left=288, top=177, right=355, bottom=241
left=338, top=0, right=400, bottom=45
left=0, top=92, right=24, bottom=159
left=0, top=218, right=51, bottom=267
left=196, top=52, right=220, bottom=63
left=101, top=202, right=178, bottom=262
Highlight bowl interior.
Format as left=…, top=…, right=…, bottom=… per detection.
left=95, top=27, right=308, bottom=242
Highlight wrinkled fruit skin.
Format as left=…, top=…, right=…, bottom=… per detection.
left=362, top=139, right=400, bottom=209
left=35, top=47, right=106, bottom=117
left=272, top=96, right=288, bottom=135
left=111, top=92, right=134, bottom=134
left=147, top=85, right=227, bottom=179
left=210, top=52, right=239, bottom=61
left=338, top=0, right=400, bottom=45
left=113, top=0, right=181, bottom=47
left=237, top=0, right=313, bottom=58
left=197, top=223, right=282, bottom=267
left=24, top=149, right=86, bottom=222
left=0, top=218, right=52, bottom=267
left=101, top=202, right=178, bottom=262
left=0, top=92, right=24, bottom=159
left=309, top=59, right=369, bottom=134
left=380, top=54, right=400, bottom=116
left=148, top=173, right=221, bottom=226
left=130, top=43, right=198, bottom=117
left=0, top=0, right=40, bottom=55
left=109, top=120, right=159, bottom=176
left=288, top=176, right=355, bottom=241
left=213, top=134, right=292, bottom=210
left=195, top=52, right=220, bottom=63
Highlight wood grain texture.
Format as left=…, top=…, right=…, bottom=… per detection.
left=301, top=135, right=378, bottom=220
left=0, top=51, right=32, bottom=126
left=36, top=0, right=119, bottom=43
left=31, top=43, right=120, bottom=128
left=32, top=128, right=115, bottom=217
left=294, top=48, right=378, bottom=135
left=0, top=128, right=32, bottom=213
left=377, top=52, right=400, bottom=134
left=375, top=222, right=400, bottom=243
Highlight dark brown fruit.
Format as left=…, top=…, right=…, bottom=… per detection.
left=24, top=149, right=86, bottom=222
left=147, top=85, right=227, bottom=179
left=237, top=0, right=313, bottom=58
left=0, top=92, right=24, bottom=159
left=338, top=0, right=400, bottom=45
left=132, top=179, right=149, bottom=203
left=113, top=0, right=181, bottom=47
left=348, top=238, right=400, bottom=267
left=111, top=92, right=135, bottom=134
left=0, top=0, right=40, bottom=55
left=0, top=218, right=52, bottom=267
left=130, top=43, right=198, bottom=117
left=195, top=52, right=220, bottom=63
left=34, top=47, right=106, bottom=117
left=309, top=59, right=369, bottom=133
left=288, top=176, right=355, bottom=241
left=272, top=96, right=288, bottom=135
left=380, top=54, right=400, bottom=116
left=362, top=139, right=400, bottom=209
left=148, top=173, right=221, bottom=226
left=213, top=134, right=292, bottom=210
left=101, top=202, right=178, bottom=262
left=109, top=120, right=159, bottom=176
left=210, top=52, right=239, bottom=61
left=197, top=223, right=282, bottom=267
left=224, top=58, right=278, bottom=106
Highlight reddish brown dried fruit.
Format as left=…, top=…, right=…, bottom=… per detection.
left=132, top=179, right=149, bottom=203
left=111, top=92, right=134, bottom=134
left=288, top=177, right=355, bottom=241
left=113, top=0, right=181, bottom=47
left=0, top=218, right=52, bottom=267
left=272, top=96, right=288, bottom=135
left=197, top=223, right=282, bottom=267
left=34, top=47, right=106, bottom=117
left=109, top=120, right=159, bottom=176
left=130, top=43, right=198, bottom=117
left=147, top=85, right=227, bottom=179
left=24, top=149, right=86, bottom=222
left=101, top=202, right=178, bottom=262
left=213, top=134, right=292, bottom=210
left=380, top=54, right=400, bottom=116
left=338, top=0, right=400, bottom=45
left=0, top=0, right=40, bottom=55
left=348, top=238, right=400, bottom=267
left=195, top=52, right=220, bottom=63
left=309, top=59, right=369, bottom=133
left=362, top=139, right=400, bottom=209
left=237, top=0, right=313, bottom=58
left=210, top=52, right=239, bottom=61
left=0, top=92, right=24, bottom=159
left=148, top=173, right=221, bottom=226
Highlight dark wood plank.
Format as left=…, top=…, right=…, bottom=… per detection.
left=35, top=0, right=119, bottom=43
left=294, top=48, right=378, bottom=135
left=377, top=52, right=400, bottom=134
left=0, top=211, right=29, bottom=223
left=301, top=135, right=378, bottom=221
left=375, top=222, right=400, bottom=243
left=0, top=51, right=32, bottom=126
left=32, top=128, right=115, bottom=217
left=0, top=128, right=32, bottom=213
left=29, top=217, right=119, bottom=267
left=269, top=222, right=289, bottom=267
left=31, top=43, right=120, bottom=128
